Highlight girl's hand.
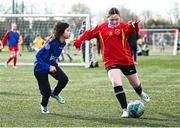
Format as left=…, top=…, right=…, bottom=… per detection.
left=49, top=65, right=57, bottom=73
left=131, top=20, right=140, bottom=28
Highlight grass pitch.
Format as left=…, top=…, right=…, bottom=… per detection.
left=0, top=51, right=180, bottom=127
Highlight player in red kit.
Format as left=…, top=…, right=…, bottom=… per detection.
left=74, top=7, right=150, bottom=118
left=1, top=23, right=20, bottom=68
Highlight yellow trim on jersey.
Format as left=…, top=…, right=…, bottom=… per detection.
left=99, top=32, right=104, bottom=49
left=121, top=29, right=125, bottom=48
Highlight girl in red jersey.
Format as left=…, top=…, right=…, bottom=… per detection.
left=74, top=7, right=150, bottom=118
left=1, top=23, right=20, bottom=68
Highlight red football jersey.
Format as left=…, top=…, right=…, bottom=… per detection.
left=74, top=22, right=139, bottom=68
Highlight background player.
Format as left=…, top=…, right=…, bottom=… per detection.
left=1, top=23, right=20, bottom=68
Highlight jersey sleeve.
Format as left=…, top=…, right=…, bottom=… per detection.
left=35, top=44, right=50, bottom=71
left=122, top=22, right=139, bottom=36
left=2, top=32, right=9, bottom=46
left=74, top=25, right=100, bottom=48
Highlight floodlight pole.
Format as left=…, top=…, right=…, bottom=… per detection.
left=12, top=0, right=15, bottom=14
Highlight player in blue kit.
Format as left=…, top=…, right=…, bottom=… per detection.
left=34, top=22, right=71, bottom=114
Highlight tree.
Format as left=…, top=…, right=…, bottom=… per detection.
left=67, top=3, right=91, bottom=36
left=0, top=2, right=11, bottom=14
left=118, top=7, right=138, bottom=22
left=70, top=3, right=91, bottom=14
left=168, top=1, right=180, bottom=25
left=146, top=18, right=172, bottom=28
left=141, top=10, right=153, bottom=28
left=15, top=1, right=25, bottom=14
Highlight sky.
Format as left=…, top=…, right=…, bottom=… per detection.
left=0, top=0, right=180, bottom=15
left=1, top=0, right=180, bottom=17
left=60, top=0, right=180, bottom=14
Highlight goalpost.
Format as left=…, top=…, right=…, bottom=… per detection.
left=139, top=29, right=179, bottom=56
left=0, top=14, right=91, bottom=67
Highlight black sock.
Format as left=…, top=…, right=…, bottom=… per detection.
left=114, top=86, right=127, bottom=109
left=134, top=84, right=142, bottom=95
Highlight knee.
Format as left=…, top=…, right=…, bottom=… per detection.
left=110, top=78, right=122, bottom=86
left=62, top=75, right=69, bottom=83
left=58, top=75, right=69, bottom=87
left=112, top=81, right=121, bottom=87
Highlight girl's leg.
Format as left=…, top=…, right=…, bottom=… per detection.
left=126, top=73, right=150, bottom=102
left=50, top=66, right=69, bottom=95
left=34, top=73, right=51, bottom=107
left=6, top=55, right=13, bottom=64
left=6, top=51, right=15, bottom=64
left=6, top=50, right=17, bottom=68
left=60, top=54, right=65, bottom=61
left=50, top=66, right=69, bottom=104
left=66, top=53, right=72, bottom=62
left=13, top=52, right=17, bottom=68
left=108, top=69, right=128, bottom=117
left=125, top=73, right=140, bottom=88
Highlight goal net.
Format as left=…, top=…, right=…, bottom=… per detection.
left=0, top=14, right=92, bottom=67
left=139, top=29, right=179, bottom=56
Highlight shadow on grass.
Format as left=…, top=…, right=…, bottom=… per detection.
left=49, top=113, right=172, bottom=127
left=0, top=91, right=31, bottom=96
left=160, top=112, right=180, bottom=122
left=143, top=116, right=179, bottom=122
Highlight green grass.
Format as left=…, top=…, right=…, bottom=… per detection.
left=0, top=47, right=82, bottom=63
left=0, top=51, right=180, bottom=127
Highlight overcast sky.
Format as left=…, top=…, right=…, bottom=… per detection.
left=60, top=0, right=180, bottom=14
left=1, top=0, right=180, bottom=16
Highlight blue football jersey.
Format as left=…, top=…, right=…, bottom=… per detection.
left=34, top=38, right=66, bottom=74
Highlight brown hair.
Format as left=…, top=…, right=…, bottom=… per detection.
left=53, top=22, right=69, bottom=39
left=108, top=7, right=120, bottom=17
left=45, top=21, right=69, bottom=43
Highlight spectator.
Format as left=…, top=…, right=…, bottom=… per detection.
left=177, top=35, right=180, bottom=51
left=33, top=34, right=44, bottom=52
left=128, top=32, right=140, bottom=64
left=23, top=34, right=32, bottom=52
left=159, top=35, right=167, bottom=53
left=142, top=44, right=149, bottom=56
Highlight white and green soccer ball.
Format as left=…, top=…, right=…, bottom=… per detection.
left=127, top=100, right=145, bottom=118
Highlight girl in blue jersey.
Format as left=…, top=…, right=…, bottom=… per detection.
left=1, top=23, right=19, bottom=68
left=34, top=22, right=71, bottom=114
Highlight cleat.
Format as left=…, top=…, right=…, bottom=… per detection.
left=121, top=109, right=129, bottom=118
left=139, top=91, right=150, bottom=103
left=40, top=105, right=49, bottom=114
left=51, top=94, right=65, bottom=104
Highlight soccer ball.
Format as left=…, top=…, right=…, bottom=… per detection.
left=127, top=100, right=144, bottom=118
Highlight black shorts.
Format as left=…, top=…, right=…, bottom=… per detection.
left=106, top=64, right=137, bottom=75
